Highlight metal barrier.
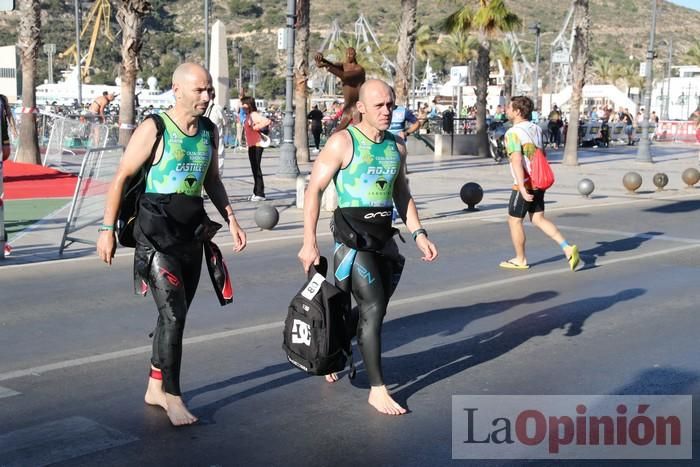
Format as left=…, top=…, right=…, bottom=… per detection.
left=59, top=145, right=123, bottom=255
left=655, top=120, right=698, bottom=143
left=43, top=117, right=116, bottom=172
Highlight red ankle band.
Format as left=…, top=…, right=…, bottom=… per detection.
left=149, top=369, right=163, bottom=380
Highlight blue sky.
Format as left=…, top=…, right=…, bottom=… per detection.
left=668, top=0, right=700, bottom=10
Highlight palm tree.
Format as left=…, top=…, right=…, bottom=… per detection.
left=439, top=30, right=479, bottom=66
left=395, top=0, right=418, bottom=106
left=415, top=24, right=440, bottom=63
left=590, top=56, right=615, bottom=84
left=681, top=40, right=700, bottom=65
left=443, top=0, right=520, bottom=159
left=15, top=0, right=41, bottom=165
left=613, top=62, right=645, bottom=101
left=562, top=0, right=590, bottom=167
left=294, top=0, right=310, bottom=163
left=492, top=39, right=514, bottom=101
left=115, top=0, right=152, bottom=146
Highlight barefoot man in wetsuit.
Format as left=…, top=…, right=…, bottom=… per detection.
left=298, top=79, right=438, bottom=415
left=97, top=63, right=247, bottom=426
left=315, top=47, right=366, bottom=132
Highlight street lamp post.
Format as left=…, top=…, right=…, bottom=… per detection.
left=73, top=0, right=82, bottom=106
left=204, top=0, right=209, bottom=67
left=43, top=43, right=56, bottom=84
left=665, top=37, right=672, bottom=120
left=530, top=22, right=541, bottom=111
left=277, top=0, right=300, bottom=177
left=636, top=0, right=657, bottom=163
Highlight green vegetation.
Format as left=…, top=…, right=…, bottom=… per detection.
left=2, top=0, right=697, bottom=99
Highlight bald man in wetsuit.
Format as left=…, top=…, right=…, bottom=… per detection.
left=97, top=63, right=246, bottom=426
left=315, top=47, right=366, bottom=132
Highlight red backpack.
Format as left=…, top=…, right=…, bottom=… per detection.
left=515, top=124, right=555, bottom=190
left=529, top=146, right=555, bottom=190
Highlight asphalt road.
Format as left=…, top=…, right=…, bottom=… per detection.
left=1, top=195, right=699, bottom=467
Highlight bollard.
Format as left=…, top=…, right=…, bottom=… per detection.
left=622, top=172, right=642, bottom=193
left=254, top=204, right=280, bottom=230
left=652, top=173, right=669, bottom=191
left=681, top=168, right=700, bottom=188
left=460, top=182, right=483, bottom=211
left=577, top=178, right=595, bottom=198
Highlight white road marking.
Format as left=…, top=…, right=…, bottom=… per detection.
left=0, top=386, right=20, bottom=399
left=1, top=242, right=698, bottom=383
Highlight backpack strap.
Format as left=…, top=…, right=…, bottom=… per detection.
left=144, top=113, right=165, bottom=168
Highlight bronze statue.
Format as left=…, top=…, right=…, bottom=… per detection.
left=315, top=47, right=366, bottom=131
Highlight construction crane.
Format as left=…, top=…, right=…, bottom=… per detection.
left=504, top=32, right=535, bottom=95
left=59, top=0, right=114, bottom=81
left=549, top=2, right=576, bottom=94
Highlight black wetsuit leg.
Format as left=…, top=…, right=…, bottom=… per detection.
left=334, top=240, right=404, bottom=387
left=136, top=243, right=202, bottom=396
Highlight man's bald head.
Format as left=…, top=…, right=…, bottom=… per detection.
left=172, top=62, right=210, bottom=87
left=171, top=62, right=213, bottom=117
left=358, top=79, right=393, bottom=104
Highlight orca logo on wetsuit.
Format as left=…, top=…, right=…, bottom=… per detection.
left=291, top=319, right=311, bottom=346
left=363, top=211, right=392, bottom=219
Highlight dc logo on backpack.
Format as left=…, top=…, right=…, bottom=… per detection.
left=282, top=257, right=355, bottom=378
left=291, top=319, right=311, bottom=346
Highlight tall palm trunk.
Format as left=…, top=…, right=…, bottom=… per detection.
left=395, top=0, right=417, bottom=106
left=116, top=1, right=151, bottom=147
left=294, top=0, right=310, bottom=163
left=563, top=0, right=590, bottom=166
left=16, top=0, right=41, bottom=165
left=475, top=37, right=490, bottom=159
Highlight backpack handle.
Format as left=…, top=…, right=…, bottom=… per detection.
left=308, top=256, right=328, bottom=279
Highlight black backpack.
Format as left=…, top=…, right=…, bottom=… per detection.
left=282, top=257, right=355, bottom=378
left=116, top=114, right=165, bottom=248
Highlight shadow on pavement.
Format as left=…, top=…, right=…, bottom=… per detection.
left=644, top=199, right=700, bottom=214
left=531, top=231, right=663, bottom=270
left=385, top=288, right=645, bottom=408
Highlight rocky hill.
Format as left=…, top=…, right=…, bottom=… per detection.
left=0, top=0, right=697, bottom=99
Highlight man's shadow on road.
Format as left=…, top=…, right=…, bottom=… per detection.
left=531, top=232, right=663, bottom=270
left=186, top=291, right=559, bottom=422
left=382, top=288, right=645, bottom=409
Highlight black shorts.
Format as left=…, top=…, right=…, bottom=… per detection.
left=508, top=188, right=545, bottom=218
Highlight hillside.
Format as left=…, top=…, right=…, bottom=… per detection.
left=0, top=0, right=698, bottom=99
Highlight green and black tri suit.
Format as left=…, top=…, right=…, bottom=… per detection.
left=332, top=125, right=405, bottom=386
left=133, top=113, right=213, bottom=395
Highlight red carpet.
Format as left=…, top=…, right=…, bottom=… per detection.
left=2, top=161, right=78, bottom=200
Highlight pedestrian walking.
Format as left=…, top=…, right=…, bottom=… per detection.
left=96, top=63, right=247, bottom=426
left=500, top=95, right=579, bottom=272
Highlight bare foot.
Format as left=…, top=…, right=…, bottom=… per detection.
left=368, top=386, right=407, bottom=415
left=325, top=372, right=339, bottom=383
left=164, top=394, right=198, bottom=426
left=144, top=375, right=168, bottom=411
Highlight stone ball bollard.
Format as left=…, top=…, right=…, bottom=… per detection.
left=460, top=182, right=484, bottom=211
left=681, top=168, right=700, bottom=188
left=254, top=204, right=279, bottom=230
left=577, top=178, right=595, bottom=198
left=652, top=173, right=669, bottom=191
left=622, top=172, right=643, bottom=193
